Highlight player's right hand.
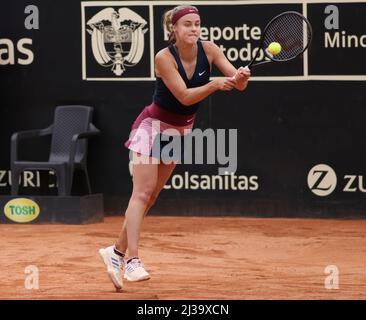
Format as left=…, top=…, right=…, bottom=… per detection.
left=213, top=77, right=237, bottom=91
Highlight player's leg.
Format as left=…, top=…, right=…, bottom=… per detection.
left=144, top=160, right=177, bottom=216
left=99, top=152, right=158, bottom=287
left=117, top=153, right=159, bottom=281
left=123, top=152, right=159, bottom=258
left=121, top=160, right=177, bottom=282
left=116, top=160, right=176, bottom=253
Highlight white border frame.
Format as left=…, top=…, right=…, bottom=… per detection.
left=81, top=0, right=366, bottom=81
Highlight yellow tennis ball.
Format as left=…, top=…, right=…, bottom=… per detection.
left=267, top=42, right=282, bottom=55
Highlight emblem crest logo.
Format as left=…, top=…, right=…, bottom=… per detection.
left=86, top=7, right=148, bottom=76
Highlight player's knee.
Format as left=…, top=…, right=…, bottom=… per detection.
left=132, top=187, right=155, bottom=205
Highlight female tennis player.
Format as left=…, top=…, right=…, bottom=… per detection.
left=99, top=5, right=250, bottom=290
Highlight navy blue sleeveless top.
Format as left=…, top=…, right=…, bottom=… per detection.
left=153, top=41, right=210, bottom=116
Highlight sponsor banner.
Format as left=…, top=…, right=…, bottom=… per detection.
left=0, top=170, right=57, bottom=189
left=128, top=161, right=260, bottom=192
left=0, top=195, right=104, bottom=223
left=0, top=3, right=37, bottom=66
left=164, top=171, right=259, bottom=191
left=308, top=2, right=366, bottom=78
left=307, top=164, right=337, bottom=197
left=307, top=164, right=366, bottom=197
left=4, top=198, right=40, bottom=223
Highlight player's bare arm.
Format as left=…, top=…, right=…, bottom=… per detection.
left=155, top=49, right=237, bottom=106
left=203, top=41, right=250, bottom=91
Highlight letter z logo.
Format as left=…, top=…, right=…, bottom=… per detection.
left=307, top=164, right=337, bottom=197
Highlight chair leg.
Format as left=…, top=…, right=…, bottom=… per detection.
left=66, top=167, right=75, bottom=196
left=11, top=168, right=21, bottom=196
left=83, top=167, right=92, bottom=194
left=55, top=167, right=67, bottom=196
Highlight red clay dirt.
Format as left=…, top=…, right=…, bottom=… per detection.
left=0, top=216, right=365, bottom=299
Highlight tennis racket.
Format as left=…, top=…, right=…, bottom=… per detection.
left=247, top=11, right=312, bottom=69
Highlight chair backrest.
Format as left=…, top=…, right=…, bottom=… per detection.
left=49, top=105, right=93, bottom=163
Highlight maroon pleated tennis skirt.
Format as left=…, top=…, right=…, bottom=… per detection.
left=124, top=103, right=195, bottom=158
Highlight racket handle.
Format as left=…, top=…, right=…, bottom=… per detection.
left=247, top=60, right=273, bottom=69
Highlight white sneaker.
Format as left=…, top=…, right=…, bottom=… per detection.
left=124, top=257, right=150, bottom=282
left=99, top=245, right=124, bottom=290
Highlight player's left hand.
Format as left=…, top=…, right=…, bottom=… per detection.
left=233, top=66, right=251, bottom=82
left=231, top=66, right=250, bottom=91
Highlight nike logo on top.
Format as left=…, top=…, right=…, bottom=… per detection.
left=198, top=70, right=206, bottom=76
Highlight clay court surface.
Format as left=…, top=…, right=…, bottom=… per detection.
left=0, top=216, right=365, bottom=300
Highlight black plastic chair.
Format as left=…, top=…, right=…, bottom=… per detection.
left=10, top=105, right=100, bottom=196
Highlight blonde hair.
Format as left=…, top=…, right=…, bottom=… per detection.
left=163, top=5, right=199, bottom=43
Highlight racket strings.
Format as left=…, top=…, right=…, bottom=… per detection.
left=263, top=13, right=311, bottom=61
